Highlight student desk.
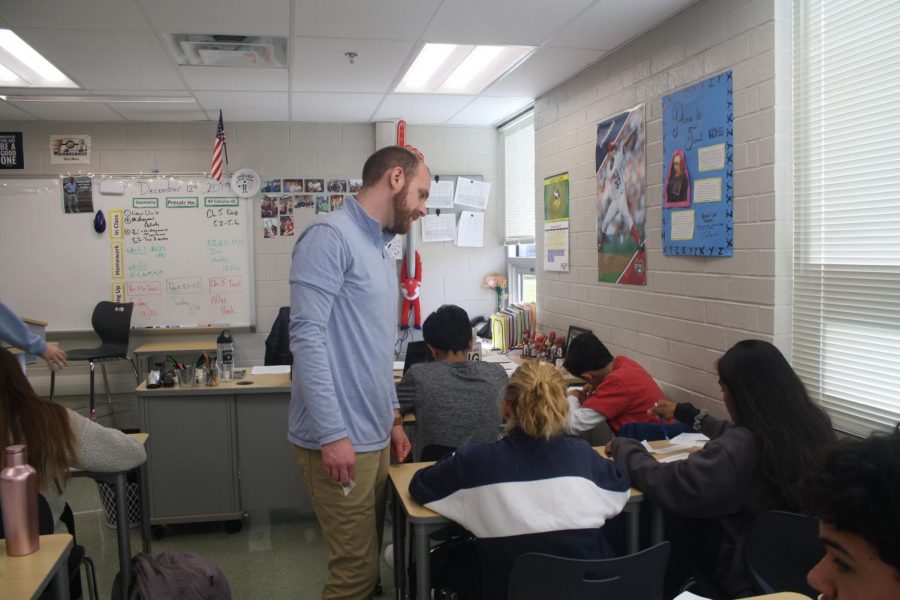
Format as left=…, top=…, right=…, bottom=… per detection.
left=389, top=448, right=649, bottom=600
left=135, top=373, right=310, bottom=533
left=1, top=533, right=73, bottom=600
left=72, top=432, right=149, bottom=599
left=132, top=338, right=217, bottom=378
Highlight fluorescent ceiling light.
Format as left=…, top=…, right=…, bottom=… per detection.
left=397, top=43, right=533, bottom=95
left=0, top=29, right=78, bottom=88
left=1, top=95, right=195, bottom=103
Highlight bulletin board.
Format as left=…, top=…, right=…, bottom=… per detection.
left=0, top=176, right=255, bottom=332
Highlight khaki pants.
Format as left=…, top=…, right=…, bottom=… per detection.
left=294, top=445, right=390, bottom=600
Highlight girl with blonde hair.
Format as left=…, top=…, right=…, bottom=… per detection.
left=410, top=361, right=630, bottom=600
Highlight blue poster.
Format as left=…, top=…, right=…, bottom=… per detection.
left=662, top=70, right=733, bottom=256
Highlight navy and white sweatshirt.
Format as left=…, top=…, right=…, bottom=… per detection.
left=409, top=429, right=631, bottom=600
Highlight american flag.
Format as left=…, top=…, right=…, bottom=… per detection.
left=211, top=110, right=228, bottom=182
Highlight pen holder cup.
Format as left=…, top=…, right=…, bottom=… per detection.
left=194, top=367, right=207, bottom=386
left=206, top=365, right=218, bottom=387
left=177, top=366, right=195, bottom=386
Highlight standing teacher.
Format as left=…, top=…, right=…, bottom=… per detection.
left=289, top=146, right=429, bottom=599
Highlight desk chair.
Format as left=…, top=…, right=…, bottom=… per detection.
left=745, top=511, right=823, bottom=597
left=51, top=301, right=138, bottom=421
left=0, top=494, right=99, bottom=600
left=264, top=306, right=292, bottom=366
left=508, top=541, right=670, bottom=600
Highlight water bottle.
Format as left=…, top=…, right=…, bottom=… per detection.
left=217, top=329, right=235, bottom=381
left=0, top=445, right=40, bottom=556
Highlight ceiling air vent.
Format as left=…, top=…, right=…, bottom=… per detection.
left=164, top=34, right=287, bottom=68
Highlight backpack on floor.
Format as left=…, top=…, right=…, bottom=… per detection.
left=112, top=551, right=231, bottom=600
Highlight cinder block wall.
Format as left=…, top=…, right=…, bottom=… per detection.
left=0, top=121, right=504, bottom=395
left=534, top=0, right=791, bottom=415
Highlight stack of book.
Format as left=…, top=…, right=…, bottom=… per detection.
left=489, top=302, right=537, bottom=352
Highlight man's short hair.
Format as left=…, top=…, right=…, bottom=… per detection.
left=802, top=431, right=900, bottom=573
left=361, top=146, right=421, bottom=189
left=422, top=305, right=471, bottom=354
left=562, top=332, right=614, bottom=376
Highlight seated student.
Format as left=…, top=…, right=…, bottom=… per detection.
left=562, top=332, right=664, bottom=434
left=802, top=430, right=900, bottom=600
left=0, top=347, right=146, bottom=533
left=409, top=361, right=631, bottom=600
left=609, top=339, right=836, bottom=598
left=396, top=304, right=507, bottom=460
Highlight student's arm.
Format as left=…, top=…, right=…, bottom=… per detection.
left=565, top=392, right=607, bottom=433
left=0, top=300, right=46, bottom=356
left=409, top=452, right=464, bottom=506
left=289, top=225, right=349, bottom=446
left=68, top=409, right=146, bottom=472
left=611, top=428, right=756, bottom=518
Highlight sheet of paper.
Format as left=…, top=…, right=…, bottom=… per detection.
left=481, top=354, right=512, bottom=363
left=673, top=591, right=712, bottom=600
left=251, top=365, right=291, bottom=375
left=453, top=177, right=491, bottom=210
left=658, top=452, right=691, bottom=463
left=698, top=143, right=726, bottom=172
left=427, top=180, right=454, bottom=209
left=392, top=361, right=404, bottom=371
left=669, top=433, right=710, bottom=445
left=641, top=440, right=701, bottom=454
left=543, top=222, right=569, bottom=271
left=670, top=209, right=695, bottom=241
left=456, top=211, right=484, bottom=247
left=694, top=177, right=722, bottom=203
left=421, top=213, right=457, bottom=242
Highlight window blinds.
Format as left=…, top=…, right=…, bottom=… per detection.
left=501, top=111, right=535, bottom=244
left=793, top=0, right=900, bottom=435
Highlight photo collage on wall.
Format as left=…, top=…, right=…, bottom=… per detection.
left=260, top=177, right=362, bottom=239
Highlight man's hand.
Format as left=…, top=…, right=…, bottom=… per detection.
left=391, top=425, right=411, bottom=463
left=43, top=345, right=67, bottom=369
left=647, top=399, right=676, bottom=421
left=321, top=437, right=356, bottom=486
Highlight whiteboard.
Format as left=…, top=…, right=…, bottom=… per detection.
left=0, top=177, right=255, bottom=332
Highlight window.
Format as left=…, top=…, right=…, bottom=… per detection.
left=501, top=110, right=535, bottom=244
left=793, top=0, right=900, bottom=435
left=501, top=110, right=536, bottom=306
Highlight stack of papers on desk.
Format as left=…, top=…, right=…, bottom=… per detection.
left=250, top=365, right=291, bottom=375
left=641, top=433, right=709, bottom=456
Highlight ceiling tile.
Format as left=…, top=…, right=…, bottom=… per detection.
left=0, top=0, right=150, bottom=30
left=291, top=38, right=414, bottom=93
left=548, top=0, right=697, bottom=50
left=7, top=101, right=124, bottom=121
left=291, top=93, right=383, bottom=122
left=106, top=103, right=209, bottom=122
left=294, top=0, right=442, bottom=41
left=195, top=91, right=288, bottom=121
left=15, top=28, right=185, bottom=90
left=447, top=96, right=532, bottom=126
left=181, top=67, right=288, bottom=91
left=425, top=0, right=594, bottom=45
left=0, top=100, right=36, bottom=120
left=140, top=0, right=291, bottom=36
left=374, top=94, right=475, bottom=125
left=484, top=46, right=605, bottom=97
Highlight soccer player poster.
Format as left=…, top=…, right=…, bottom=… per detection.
left=596, top=104, right=647, bottom=285
left=662, top=70, right=734, bottom=256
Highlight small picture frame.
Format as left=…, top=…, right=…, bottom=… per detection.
left=564, top=326, right=592, bottom=357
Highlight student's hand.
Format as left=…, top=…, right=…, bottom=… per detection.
left=604, top=439, right=616, bottom=458
left=648, top=399, right=676, bottom=421
left=43, top=345, right=67, bottom=369
left=391, top=425, right=411, bottom=463
left=321, top=437, right=356, bottom=486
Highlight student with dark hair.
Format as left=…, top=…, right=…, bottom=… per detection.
left=803, top=431, right=900, bottom=600
left=609, top=339, right=836, bottom=598
left=410, top=361, right=630, bottom=600
left=396, top=304, right=506, bottom=460
left=562, top=332, right=664, bottom=434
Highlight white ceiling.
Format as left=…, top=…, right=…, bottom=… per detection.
left=0, top=0, right=695, bottom=125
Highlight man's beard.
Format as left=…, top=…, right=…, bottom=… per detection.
left=387, top=181, right=414, bottom=235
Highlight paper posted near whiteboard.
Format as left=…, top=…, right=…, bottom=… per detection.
left=422, top=213, right=456, bottom=242
left=427, top=180, right=454, bottom=209
left=456, top=211, right=484, bottom=247
left=453, top=177, right=491, bottom=210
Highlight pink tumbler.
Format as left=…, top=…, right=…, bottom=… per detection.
left=0, top=444, right=40, bottom=556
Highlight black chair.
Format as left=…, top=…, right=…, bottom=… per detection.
left=0, top=494, right=98, bottom=600
left=51, top=302, right=137, bottom=421
left=745, top=510, right=824, bottom=597
left=508, top=541, right=670, bottom=600
left=264, top=306, right=293, bottom=366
